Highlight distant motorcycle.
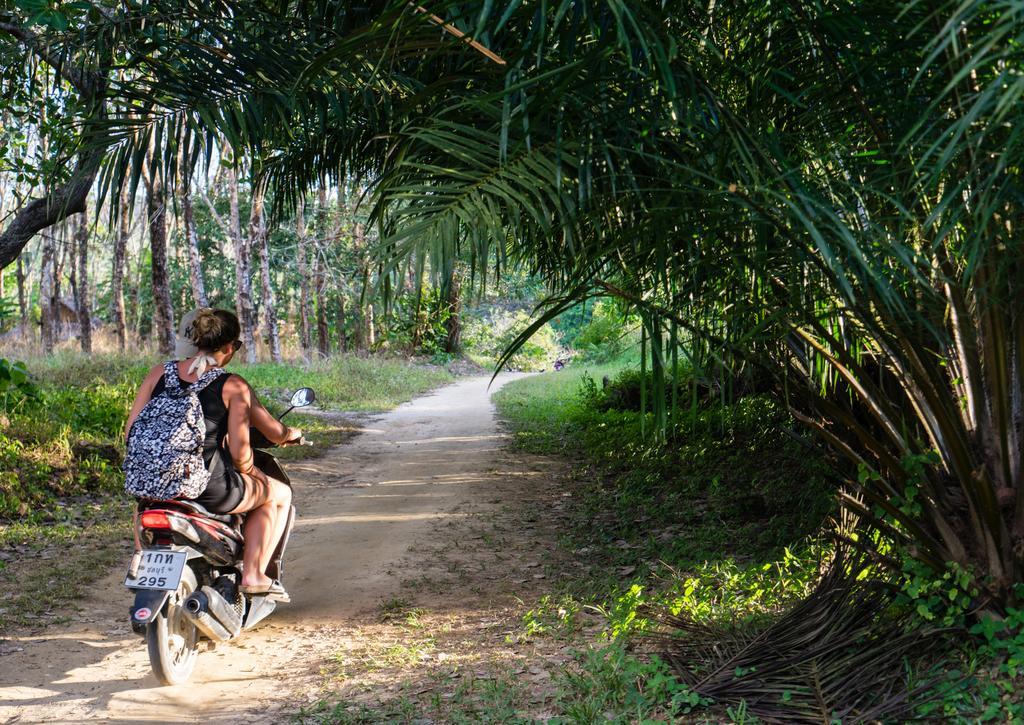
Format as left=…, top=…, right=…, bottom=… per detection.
left=123, top=387, right=315, bottom=685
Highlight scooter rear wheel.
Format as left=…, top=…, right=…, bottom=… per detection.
left=147, top=565, right=199, bottom=685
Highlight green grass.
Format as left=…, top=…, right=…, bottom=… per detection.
left=492, top=360, right=1024, bottom=722
left=243, top=356, right=453, bottom=412
left=490, top=359, right=841, bottom=720
left=0, top=351, right=453, bottom=634
left=493, top=360, right=628, bottom=453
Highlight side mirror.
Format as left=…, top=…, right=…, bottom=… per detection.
left=289, top=387, right=316, bottom=408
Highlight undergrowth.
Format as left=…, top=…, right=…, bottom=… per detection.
left=493, top=363, right=1022, bottom=722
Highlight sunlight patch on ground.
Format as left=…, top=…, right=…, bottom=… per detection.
left=297, top=512, right=471, bottom=526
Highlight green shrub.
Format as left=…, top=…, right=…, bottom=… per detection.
left=464, top=309, right=562, bottom=371
left=0, top=358, right=40, bottom=410
left=572, top=300, right=635, bottom=362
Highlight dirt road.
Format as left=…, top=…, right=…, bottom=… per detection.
left=0, top=374, right=527, bottom=724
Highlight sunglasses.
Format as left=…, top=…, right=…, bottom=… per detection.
left=231, top=340, right=244, bottom=352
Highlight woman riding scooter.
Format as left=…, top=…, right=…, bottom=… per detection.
left=125, top=308, right=301, bottom=601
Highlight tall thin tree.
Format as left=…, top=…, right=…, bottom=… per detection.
left=228, top=157, right=257, bottom=362
left=111, top=185, right=129, bottom=350
left=177, top=143, right=209, bottom=308
left=314, top=185, right=329, bottom=357
left=73, top=211, right=92, bottom=353
left=295, top=196, right=312, bottom=358
left=252, top=185, right=281, bottom=361
left=143, top=153, right=174, bottom=355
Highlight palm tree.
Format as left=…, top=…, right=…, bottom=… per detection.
left=27, top=0, right=1024, bottom=606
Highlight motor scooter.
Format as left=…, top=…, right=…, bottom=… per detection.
left=123, top=387, right=315, bottom=684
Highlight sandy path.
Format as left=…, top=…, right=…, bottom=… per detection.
left=0, top=374, right=523, bottom=724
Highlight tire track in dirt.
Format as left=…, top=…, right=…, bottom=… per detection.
left=0, top=374, right=529, bottom=724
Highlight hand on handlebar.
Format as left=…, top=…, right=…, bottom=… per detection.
left=280, top=427, right=306, bottom=446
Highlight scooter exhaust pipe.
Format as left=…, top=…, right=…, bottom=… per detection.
left=182, top=591, right=232, bottom=642
left=203, top=578, right=243, bottom=637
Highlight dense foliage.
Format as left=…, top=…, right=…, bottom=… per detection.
left=22, top=0, right=1016, bottom=607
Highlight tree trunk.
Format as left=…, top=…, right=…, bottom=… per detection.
left=337, top=295, right=347, bottom=352
left=353, top=219, right=373, bottom=352
left=178, top=144, right=208, bottom=308
left=365, top=303, right=375, bottom=350
left=315, top=186, right=329, bottom=358
left=111, top=186, right=129, bottom=350
left=254, top=191, right=281, bottom=362
left=0, top=20, right=106, bottom=272
left=16, top=253, right=28, bottom=337
left=39, top=232, right=57, bottom=354
left=132, top=237, right=145, bottom=341
left=143, top=156, right=175, bottom=355
left=295, top=197, right=312, bottom=357
left=229, top=162, right=257, bottom=362
left=444, top=264, right=462, bottom=354
left=314, top=246, right=329, bottom=358
left=73, top=211, right=92, bottom=353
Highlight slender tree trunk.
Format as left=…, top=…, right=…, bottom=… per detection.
left=16, top=253, right=28, bottom=337
left=111, top=186, right=129, bottom=350
left=178, top=144, right=208, bottom=308
left=365, top=303, right=375, bottom=349
left=39, top=232, right=57, bottom=354
left=353, top=219, right=373, bottom=351
left=444, top=264, right=462, bottom=354
left=132, top=235, right=145, bottom=341
left=295, top=197, right=312, bottom=357
left=337, top=295, right=347, bottom=352
left=313, top=247, right=329, bottom=358
left=73, top=211, right=92, bottom=353
left=254, top=192, right=281, bottom=362
left=143, top=157, right=175, bottom=355
left=315, top=186, right=329, bottom=358
left=229, top=162, right=257, bottom=362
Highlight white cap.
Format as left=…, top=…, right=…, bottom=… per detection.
left=175, top=308, right=201, bottom=359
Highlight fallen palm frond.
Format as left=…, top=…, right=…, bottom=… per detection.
left=648, top=545, right=951, bottom=723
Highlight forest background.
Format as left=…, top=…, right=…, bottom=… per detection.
left=3, top=0, right=1024, bottom=721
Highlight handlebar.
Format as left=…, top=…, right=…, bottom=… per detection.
left=248, top=427, right=312, bottom=449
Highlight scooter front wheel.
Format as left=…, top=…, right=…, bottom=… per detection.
left=147, top=565, right=199, bottom=685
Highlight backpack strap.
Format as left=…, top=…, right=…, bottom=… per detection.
left=163, top=360, right=182, bottom=391
left=189, top=366, right=227, bottom=394
left=162, top=360, right=225, bottom=396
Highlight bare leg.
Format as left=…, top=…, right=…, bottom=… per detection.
left=260, top=483, right=292, bottom=574
left=230, top=473, right=290, bottom=588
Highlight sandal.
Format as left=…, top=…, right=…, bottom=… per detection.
left=239, top=579, right=291, bottom=603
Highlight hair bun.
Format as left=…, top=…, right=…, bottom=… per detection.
left=188, top=308, right=219, bottom=345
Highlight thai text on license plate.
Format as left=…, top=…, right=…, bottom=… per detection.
left=124, top=550, right=187, bottom=591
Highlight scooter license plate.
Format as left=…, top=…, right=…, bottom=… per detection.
left=124, top=550, right=187, bottom=591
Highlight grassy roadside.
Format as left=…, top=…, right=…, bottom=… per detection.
left=0, top=353, right=453, bottom=633
left=489, top=362, right=1024, bottom=722
left=487, top=361, right=841, bottom=721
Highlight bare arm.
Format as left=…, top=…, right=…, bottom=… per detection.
left=124, top=364, right=165, bottom=442
left=249, top=394, right=295, bottom=445
left=225, top=377, right=261, bottom=479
